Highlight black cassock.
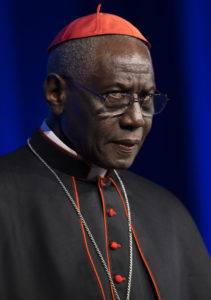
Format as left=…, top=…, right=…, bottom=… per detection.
left=0, top=128, right=210, bottom=300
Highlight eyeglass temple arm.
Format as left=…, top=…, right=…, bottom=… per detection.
left=69, top=79, right=104, bottom=99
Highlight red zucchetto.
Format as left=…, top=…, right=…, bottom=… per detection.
left=48, top=4, right=151, bottom=53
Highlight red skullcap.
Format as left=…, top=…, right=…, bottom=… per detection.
left=48, top=4, right=151, bottom=53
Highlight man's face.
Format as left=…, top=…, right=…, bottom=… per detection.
left=61, top=37, right=155, bottom=169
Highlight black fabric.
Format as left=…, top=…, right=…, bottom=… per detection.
left=0, top=128, right=210, bottom=300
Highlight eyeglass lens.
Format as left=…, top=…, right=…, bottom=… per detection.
left=103, top=94, right=167, bottom=116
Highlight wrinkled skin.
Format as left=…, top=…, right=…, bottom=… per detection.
left=44, top=37, right=155, bottom=169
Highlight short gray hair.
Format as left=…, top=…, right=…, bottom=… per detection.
left=47, top=36, right=102, bottom=83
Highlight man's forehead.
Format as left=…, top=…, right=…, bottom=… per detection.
left=115, top=61, right=153, bottom=74
left=95, top=39, right=153, bottom=73
left=89, top=50, right=154, bottom=90
left=102, top=51, right=152, bottom=66
left=98, top=56, right=153, bottom=76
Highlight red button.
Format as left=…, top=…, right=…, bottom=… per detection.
left=100, top=180, right=106, bottom=187
left=110, top=241, right=121, bottom=250
left=107, top=209, right=117, bottom=217
left=114, top=275, right=126, bottom=283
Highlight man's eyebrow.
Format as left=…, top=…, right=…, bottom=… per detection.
left=99, top=85, right=157, bottom=96
left=99, top=82, right=131, bottom=91
left=103, top=82, right=157, bottom=91
left=147, top=86, right=156, bottom=93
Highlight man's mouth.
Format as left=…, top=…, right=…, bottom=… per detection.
left=112, top=139, right=140, bottom=152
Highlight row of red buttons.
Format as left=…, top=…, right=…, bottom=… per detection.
left=107, top=208, right=126, bottom=284
left=107, top=210, right=121, bottom=249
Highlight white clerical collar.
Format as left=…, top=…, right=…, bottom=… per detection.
left=40, top=120, right=107, bottom=179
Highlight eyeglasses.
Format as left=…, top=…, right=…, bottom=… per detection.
left=66, top=78, right=169, bottom=117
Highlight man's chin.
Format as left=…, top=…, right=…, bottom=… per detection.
left=112, top=159, right=135, bottom=170
left=96, top=156, right=136, bottom=170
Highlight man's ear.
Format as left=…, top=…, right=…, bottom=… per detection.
left=44, top=73, right=67, bottom=115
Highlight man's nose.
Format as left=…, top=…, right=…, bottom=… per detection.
left=119, top=101, right=146, bottom=129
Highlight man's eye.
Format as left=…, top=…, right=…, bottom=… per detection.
left=141, top=95, right=153, bottom=107
left=105, top=93, right=129, bottom=109
left=108, top=92, right=125, bottom=99
left=142, top=94, right=152, bottom=102
left=141, top=95, right=154, bottom=113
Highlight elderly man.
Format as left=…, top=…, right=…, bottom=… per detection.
left=0, top=5, right=210, bottom=300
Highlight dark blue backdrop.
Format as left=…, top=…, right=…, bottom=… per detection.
left=0, top=0, right=210, bottom=254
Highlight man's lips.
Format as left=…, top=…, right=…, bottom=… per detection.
left=111, top=139, right=140, bottom=152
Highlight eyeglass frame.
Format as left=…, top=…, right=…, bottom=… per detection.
left=63, top=77, right=169, bottom=117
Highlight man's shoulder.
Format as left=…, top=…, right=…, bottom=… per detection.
left=117, top=169, right=186, bottom=216
left=0, top=145, right=51, bottom=205
left=0, top=145, right=41, bottom=179
left=0, top=146, right=30, bottom=171
left=118, top=169, right=176, bottom=200
left=118, top=170, right=202, bottom=244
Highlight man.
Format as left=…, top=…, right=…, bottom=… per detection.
left=0, top=5, right=210, bottom=300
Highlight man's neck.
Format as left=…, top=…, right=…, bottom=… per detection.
left=46, top=116, right=78, bottom=152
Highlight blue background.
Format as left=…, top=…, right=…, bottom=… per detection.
left=0, top=0, right=210, bottom=254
